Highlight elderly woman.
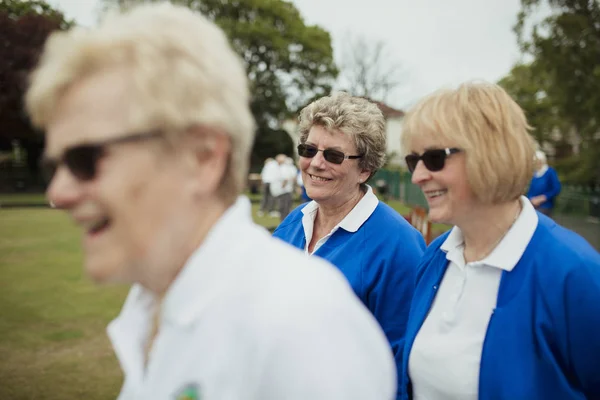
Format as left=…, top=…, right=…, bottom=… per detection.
left=399, top=82, right=600, bottom=400
left=25, top=4, right=399, bottom=399
left=273, top=92, right=426, bottom=398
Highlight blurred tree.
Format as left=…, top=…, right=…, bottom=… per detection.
left=498, top=63, right=564, bottom=149
left=104, top=0, right=338, bottom=169
left=512, top=0, right=600, bottom=184
left=339, top=34, right=404, bottom=103
left=0, top=0, right=71, bottom=176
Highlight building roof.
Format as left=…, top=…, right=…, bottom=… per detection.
left=368, top=99, right=405, bottom=119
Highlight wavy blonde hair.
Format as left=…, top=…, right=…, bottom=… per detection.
left=401, top=81, right=536, bottom=204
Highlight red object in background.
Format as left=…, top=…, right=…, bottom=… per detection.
left=405, top=207, right=432, bottom=244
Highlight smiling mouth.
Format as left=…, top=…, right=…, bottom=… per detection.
left=309, top=173, right=332, bottom=182
left=424, top=189, right=447, bottom=199
left=84, top=217, right=111, bottom=236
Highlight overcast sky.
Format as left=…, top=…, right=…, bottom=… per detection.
left=47, top=0, right=545, bottom=110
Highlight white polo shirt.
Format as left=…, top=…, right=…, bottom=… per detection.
left=108, top=196, right=396, bottom=400
left=260, top=159, right=279, bottom=184
left=301, top=186, right=379, bottom=255
left=408, top=196, right=538, bottom=399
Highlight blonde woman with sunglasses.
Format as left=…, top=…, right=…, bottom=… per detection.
left=399, top=82, right=600, bottom=400
left=273, top=92, right=426, bottom=399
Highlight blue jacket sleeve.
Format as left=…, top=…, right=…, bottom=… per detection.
left=364, top=230, right=425, bottom=400
left=564, top=256, right=600, bottom=397
left=543, top=168, right=561, bottom=201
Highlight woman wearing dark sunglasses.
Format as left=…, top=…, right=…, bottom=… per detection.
left=25, top=4, right=400, bottom=399
left=273, top=92, right=427, bottom=399
left=398, top=82, right=600, bottom=400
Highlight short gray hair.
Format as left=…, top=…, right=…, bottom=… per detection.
left=298, top=92, right=386, bottom=181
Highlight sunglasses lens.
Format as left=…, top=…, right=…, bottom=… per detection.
left=423, top=150, right=446, bottom=172
left=405, top=155, right=418, bottom=173
left=323, top=149, right=345, bottom=164
left=64, top=145, right=104, bottom=181
left=298, top=144, right=317, bottom=158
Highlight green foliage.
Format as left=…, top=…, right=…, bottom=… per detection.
left=0, top=0, right=72, bottom=174
left=250, top=128, right=293, bottom=171
left=504, top=0, right=600, bottom=184
left=498, top=63, right=560, bottom=146
left=0, top=0, right=71, bottom=25
left=104, top=0, right=338, bottom=169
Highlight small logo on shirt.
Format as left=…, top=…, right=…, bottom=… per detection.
left=174, top=383, right=201, bottom=400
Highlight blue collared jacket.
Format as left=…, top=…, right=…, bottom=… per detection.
left=401, top=214, right=600, bottom=400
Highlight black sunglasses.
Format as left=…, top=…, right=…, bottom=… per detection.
left=41, top=131, right=162, bottom=183
left=297, top=143, right=363, bottom=165
left=405, top=148, right=461, bottom=173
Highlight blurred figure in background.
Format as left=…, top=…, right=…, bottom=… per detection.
left=278, top=156, right=298, bottom=220
left=269, top=154, right=296, bottom=220
left=267, top=154, right=286, bottom=218
left=296, top=168, right=311, bottom=203
left=273, top=92, right=426, bottom=399
left=257, top=157, right=278, bottom=217
left=26, top=4, right=398, bottom=399
left=527, top=149, right=561, bottom=217
left=400, top=82, right=600, bottom=400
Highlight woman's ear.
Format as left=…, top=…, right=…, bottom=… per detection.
left=181, top=125, right=231, bottom=196
left=359, top=169, right=372, bottom=184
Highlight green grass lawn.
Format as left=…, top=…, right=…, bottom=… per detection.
left=0, top=193, right=48, bottom=206
left=0, top=209, right=126, bottom=399
left=0, top=196, right=449, bottom=399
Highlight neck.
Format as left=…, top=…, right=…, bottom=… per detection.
left=316, top=188, right=365, bottom=232
left=140, top=196, right=229, bottom=295
left=460, top=199, right=522, bottom=263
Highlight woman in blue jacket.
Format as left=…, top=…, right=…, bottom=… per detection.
left=527, top=150, right=562, bottom=217
left=399, top=81, right=600, bottom=400
left=273, top=92, right=426, bottom=399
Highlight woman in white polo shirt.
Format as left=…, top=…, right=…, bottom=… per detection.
left=399, top=81, right=600, bottom=400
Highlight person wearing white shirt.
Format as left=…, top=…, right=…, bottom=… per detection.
left=278, top=156, right=298, bottom=220
left=269, top=154, right=297, bottom=220
left=25, top=4, right=397, bottom=400
left=258, top=157, right=279, bottom=216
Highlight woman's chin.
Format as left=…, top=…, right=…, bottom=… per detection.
left=427, top=209, right=451, bottom=225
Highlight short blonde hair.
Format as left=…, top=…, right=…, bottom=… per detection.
left=401, top=81, right=535, bottom=204
left=298, top=92, right=386, bottom=182
left=25, top=3, right=255, bottom=204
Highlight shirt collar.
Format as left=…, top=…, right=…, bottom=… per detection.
left=301, top=185, right=379, bottom=233
left=161, top=196, right=256, bottom=326
left=441, top=196, right=538, bottom=271
left=111, top=196, right=257, bottom=330
left=107, top=196, right=261, bottom=379
left=535, top=165, right=549, bottom=178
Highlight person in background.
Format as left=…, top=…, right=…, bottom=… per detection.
left=296, top=168, right=311, bottom=203
left=257, top=157, right=278, bottom=217
left=267, top=154, right=287, bottom=218
left=399, top=81, right=600, bottom=400
left=26, top=4, right=398, bottom=399
left=277, top=156, right=298, bottom=220
left=527, top=149, right=561, bottom=217
left=273, top=92, right=426, bottom=399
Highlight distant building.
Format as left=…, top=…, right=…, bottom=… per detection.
left=368, top=100, right=405, bottom=166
